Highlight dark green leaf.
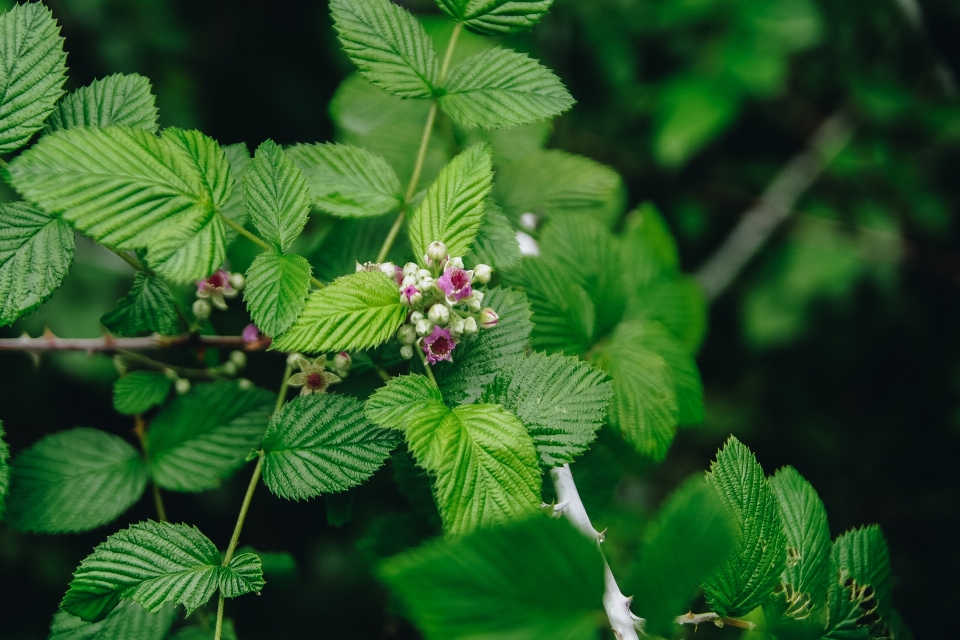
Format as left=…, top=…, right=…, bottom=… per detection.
left=112, top=371, right=173, bottom=416
left=628, top=275, right=707, bottom=353
left=219, top=552, right=265, bottom=598
left=620, top=203, right=680, bottom=287
left=48, top=602, right=176, bottom=640
left=824, top=526, right=894, bottom=639
left=100, top=273, right=182, bottom=337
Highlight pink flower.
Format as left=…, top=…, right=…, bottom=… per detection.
left=422, top=326, right=456, bottom=364
left=437, top=267, right=472, bottom=302
left=197, top=269, right=234, bottom=310
left=401, top=285, right=422, bottom=306
left=394, top=265, right=404, bottom=286
left=242, top=324, right=261, bottom=343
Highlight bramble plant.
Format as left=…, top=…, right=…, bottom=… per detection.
left=0, top=1, right=911, bottom=639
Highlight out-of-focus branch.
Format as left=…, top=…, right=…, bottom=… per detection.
left=0, top=332, right=270, bottom=352
left=675, top=611, right=756, bottom=629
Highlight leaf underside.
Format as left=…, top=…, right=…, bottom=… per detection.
left=435, top=0, right=556, bottom=36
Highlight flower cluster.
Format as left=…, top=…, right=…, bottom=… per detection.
left=193, top=269, right=245, bottom=319
left=286, top=352, right=352, bottom=396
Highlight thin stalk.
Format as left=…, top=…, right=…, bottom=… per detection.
left=416, top=346, right=438, bottom=387
left=214, top=596, right=226, bottom=640
left=220, top=215, right=325, bottom=289
left=675, top=612, right=756, bottom=630
left=374, top=365, right=392, bottom=383
left=109, top=247, right=147, bottom=271
left=134, top=414, right=168, bottom=521
left=152, top=484, right=168, bottom=522
left=119, top=350, right=226, bottom=380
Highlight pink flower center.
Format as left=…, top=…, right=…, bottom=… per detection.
left=430, top=335, right=452, bottom=357
left=449, top=269, right=470, bottom=290
left=207, top=272, right=227, bottom=288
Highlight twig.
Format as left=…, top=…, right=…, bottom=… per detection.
left=676, top=611, right=756, bottom=630
left=0, top=333, right=270, bottom=352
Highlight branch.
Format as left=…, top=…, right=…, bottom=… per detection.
left=0, top=332, right=271, bottom=352
left=676, top=611, right=756, bottom=630
left=550, top=464, right=642, bottom=640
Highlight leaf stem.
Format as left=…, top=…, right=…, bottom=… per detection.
left=219, top=214, right=325, bottom=289
left=675, top=612, right=756, bottom=630
left=119, top=349, right=226, bottom=380
left=0, top=333, right=269, bottom=352
left=152, top=483, right=168, bottom=522
left=416, top=345, right=438, bottom=387
left=108, top=247, right=147, bottom=271
left=438, top=22, right=462, bottom=82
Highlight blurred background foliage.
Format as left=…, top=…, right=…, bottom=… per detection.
left=1, top=0, right=959, bottom=637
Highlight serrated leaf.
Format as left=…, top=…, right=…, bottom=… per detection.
left=100, top=273, right=182, bottom=337
left=113, top=371, right=173, bottom=416
left=440, top=47, right=573, bottom=129
left=381, top=516, right=604, bottom=639
left=146, top=382, right=274, bottom=492
left=434, top=286, right=532, bottom=405
left=481, top=352, right=613, bottom=466
left=464, top=199, right=521, bottom=270
left=7, top=428, right=147, bottom=533
left=286, top=142, right=403, bottom=218
left=271, top=270, right=407, bottom=354
left=0, top=422, right=9, bottom=522
left=243, top=252, right=312, bottom=338
left=0, top=2, right=67, bottom=152
left=620, top=203, right=680, bottom=286
left=629, top=275, right=707, bottom=353
left=824, top=526, right=894, bottom=639
left=221, top=142, right=251, bottom=238
left=244, top=139, right=311, bottom=252
left=330, top=0, right=439, bottom=98
left=703, top=437, right=788, bottom=618
left=457, top=119, right=552, bottom=166
left=219, top=553, right=265, bottom=598
left=261, top=393, right=400, bottom=500
left=62, top=522, right=223, bottom=622
left=6, top=126, right=232, bottom=283
left=408, top=143, right=493, bottom=262
left=435, top=0, right=555, bottom=36
left=630, top=478, right=737, bottom=635
left=48, top=602, right=176, bottom=640
left=45, top=73, right=159, bottom=133
left=0, top=202, right=75, bottom=327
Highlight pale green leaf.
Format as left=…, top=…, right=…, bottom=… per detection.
left=100, top=273, right=182, bottom=337
left=112, top=371, right=172, bottom=416
left=45, top=73, right=159, bottom=133
left=146, top=382, right=274, bottom=492
left=0, top=2, right=67, bottom=152
left=0, top=422, right=9, bottom=522
left=703, top=437, right=788, bottom=618
left=381, top=516, right=604, bottom=640
left=7, top=428, right=147, bottom=533
left=481, top=352, right=613, bottom=466
left=48, top=602, right=176, bottom=640
left=824, top=526, right=894, bottom=639
left=244, top=139, right=311, bottom=252
left=408, top=143, right=493, bottom=261
left=440, top=47, right=573, bottom=129
left=365, top=374, right=442, bottom=429
left=435, top=0, right=555, bottom=36
left=243, top=252, right=312, bottom=338
left=261, top=393, right=400, bottom=500
left=271, top=270, right=407, bottom=354
left=219, top=553, right=265, bottom=598
left=0, top=202, right=75, bottom=327
left=221, top=142, right=251, bottom=237
left=628, top=275, right=707, bottom=354
left=62, top=521, right=223, bottom=622
left=286, top=142, right=403, bottom=218
left=464, top=199, right=521, bottom=270
left=330, top=0, right=439, bottom=98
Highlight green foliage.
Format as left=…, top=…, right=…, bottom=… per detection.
left=272, top=270, right=407, bottom=353
left=146, top=382, right=274, bottom=492
left=0, top=202, right=75, bottom=327
left=703, top=437, right=788, bottom=618
left=309, top=215, right=412, bottom=281
left=825, top=526, right=894, bottom=639
left=464, top=201, right=521, bottom=270
left=408, top=143, right=493, bottom=262
left=62, top=521, right=262, bottom=622
left=45, top=73, right=159, bottom=133
left=435, top=0, right=555, bottom=36
left=481, top=352, right=613, bottom=466
left=330, top=0, right=438, bottom=99
left=49, top=602, right=177, bottom=640
left=620, top=203, right=681, bottom=287
left=630, top=478, right=736, bottom=635
left=243, top=252, right=312, bottom=338
left=653, top=77, right=738, bottom=168
left=100, top=273, right=182, bottom=337
left=0, top=2, right=67, bottom=153
left=0, top=422, right=9, bottom=522
left=381, top=516, right=604, bottom=639
left=286, top=143, right=403, bottom=218
left=244, top=139, right=311, bottom=253
left=7, top=428, right=147, bottom=533
left=261, top=393, right=399, bottom=500
left=112, top=371, right=173, bottom=416
left=168, top=620, right=238, bottom=640
left=628, top=275, right=707, bottom=353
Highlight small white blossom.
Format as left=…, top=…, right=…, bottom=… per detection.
left=400, top=345, right=414, bottom=359
left=426, top=241, right=448, bottom=263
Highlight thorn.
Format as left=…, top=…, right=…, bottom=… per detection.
left=19, top=331, right=31, bottom=340
left=597, top=528, right=607, bottom=543
left=42, top=326, right=57, bottom=340
left=625, top=595, right=633, bottom=607
left=552, top=499, right=569, bottom=513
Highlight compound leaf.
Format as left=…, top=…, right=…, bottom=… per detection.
left=0, top=202, right=75, bottom=327
left=7, top=428, right=147, bottom=533
left=243, top=252, right=312, bottom=338
left=381, top=516, right=604, bottom=640
left=48, top=602, right=177, bottom=640
left=112, top=371, right=173, bottom=416
left=244, top=139, right=311, bottom=253
left=440, top=47, right=573, bottom=129
left=146, top=382, right=274, bottom=492
left=331, top=0, right=439, bottom=98
left=435, top=0, right=555, bottom=36
left=272, top=270, right=407, bottom=354
left=261, top=393, right=400, bottom=500
left=100, top=273, right=182, bottom=337
left=824, top=526, right=895, bottom=639
left=45, top=73, right=159, bottom=133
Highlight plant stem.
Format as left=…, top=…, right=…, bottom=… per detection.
left=675, top=611, right=756, bottom=630
left=416, top=346, right=438, bottom=387
left=134, top=414, right=168, bottom=521
left=438, top=22, right=462, bottom=82
left=214, top=596, right=226, bottom=640
left=108, top=247, right=147, bottom=271
left=119, top=350, right=226, bottom=380
left=152, top=483, right=168, bottom=522
left=219, top=214, right=325, bottom=289
left=375, top=365, right=392, bottom=383
left=0, top=333, right=269, bottom=352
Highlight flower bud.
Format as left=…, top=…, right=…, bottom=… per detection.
left=415, top=318, right=434, bottom=336
left=333, top=352, right=352, bottom=372
left=426, top=241, right=448, bottom=263
left=400, top=286, right=422, bottom=307
left=410, top=311, right=424, bottom=323
left=465, top=293, right=482, bottom=312
left=420, top=277, right=437, bottom=291
left=229, top=272, right=245, bottom=291
left=403, top=262, right=419, bottom=277
left=519, top=212, right=538, bottom=231
left=379, top=262, right=396, bottom=277
left=479, top=308, right=499, bottom=328
left=449, top=256, right=464, bottom=269
left=397, top=324, right=417, bottom=345
left=428, top=303, right=450, bottom=325
left=400, top=345, right=414, bottom=360
left=401, top=275, right=417, bottom=288
left=287, top=352, right=305, bottom=368
left=463, top=316, right=478, bottom=334
left=222, top=361, right=238, bottom=376
left=473, top=264, right=493, bottom=284
left=229, top=351, right=247, bottom=368
left=451, top=318, right=465, bottom=336
left=238, top=378, right=253, bottom=390
left=192, top=298, right=212, bottom=319
left=175, top=378, right=191, bottom=395
left=418, top=268, right=432, bottom=280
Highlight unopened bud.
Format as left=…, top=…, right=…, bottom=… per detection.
left=175, top=378, right=191, bottom=395
left=229, top=272, right=245, bottom=290
left=229, top=351, right=247, bottom=368
left=420, top=277, right=436, bottom=291
left=465, top=292, right=482, bottom=312
left=334, top=352, right=352, bottom=372
left=401, top=275, right=417, bottom=288
left=415, top=319, right=434, bottom=336
left=379, top=262, right=396, bottom=277
left=410, top=311, right=424, bottom=323
left=426, top=241, right=448, bottom=263
left=403, top=262, right=419, bottom=277
left=397, top=324, right=417, bottom=345
left=463, top=316, right=478, bottom=334
left=418, top=268, right=432, bottom=280
left=192, top=298, right=212, bottom=319
left=479, top=308, right=499, bottom=328
left=473, top=264, right=493, bottom=284
left=519, top=212, right=538, bottom=231
left=222, top=361, right=238, bottom=376
left=237, top=378, right=253, bottom=390
left=287, top=352, right=304, bottom=368
left=449, top=256, right=464, bottom=269
left=400, top=345, right=414, bottom=360
left=451, top=318, right=465, bottom=336
left=401, top=287, right=422, bottom=307
left=428, top=304, right=450, bottom=325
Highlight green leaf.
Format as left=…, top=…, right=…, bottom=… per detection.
left=628, top=275, right=707, bottom=354
left=464, top=200, right=521, bottom=270
left=381, top=516, right=604, bottom=639
left=824, top=526, right=894, bottom=639
left=493, top=149, right=625, bottom=227
left=620, top=202, right=681, bottom=287
left=0, top=422, right=9, bottom=522
left=703, top=437, right=788, bottom=618
left=146, top=382, right=274, bottom=492
left=286, top=142, right=403, bottom=218
left=434, top=286, right=532, bottom=405
left=6, top=126, right=232, bottom=283
left=61, top=521, right=244, bottom=622
left=435, top=0, right=555, bottom=36
left=330, top=0, right=439, bottom=98
left=168, top=621, right=238, bottom=640
left=271, top=270, right=407, bottom=354
left=630, top=477, right=737, bottom=635
left=439, top=47, right=573, bottom=128
left=7, top=428, right=147, bottom=533
left=0, top=2, right=67, bottom=152
left=261, top=393, right=400, bottom=500
left=244, top=139, right=311, bottom=252
left=112, top=371, right=173, bottom=416
left=653, top=76, right=739, bottom=168
left=221, top=142, right=251, bottom=237
left=481, top=352, right=613, bottom=466
left=243, top=252, right=312, bottom=338
left=310, top=215, right=413, bottom=281
left=100, top=273, right=182, bottom=337
left=45, top=73, right=159, bottom=133
left=408, top=143, right=493, bottom=262
left=219, top=552, right=266, bottom=598
left=457, top=119, right=552, bottom=166
left=48, top=602, right=177, bottom=640
left=0, top=202, right=75, bottom=327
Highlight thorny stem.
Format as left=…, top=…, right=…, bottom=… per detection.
left=119, top=349, right=227, bottom=380
left=0, top=333, right=268, bottom=352
left=219, top=215, right=325, bottom=289
left=675, top=611, right=756, bottom=630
